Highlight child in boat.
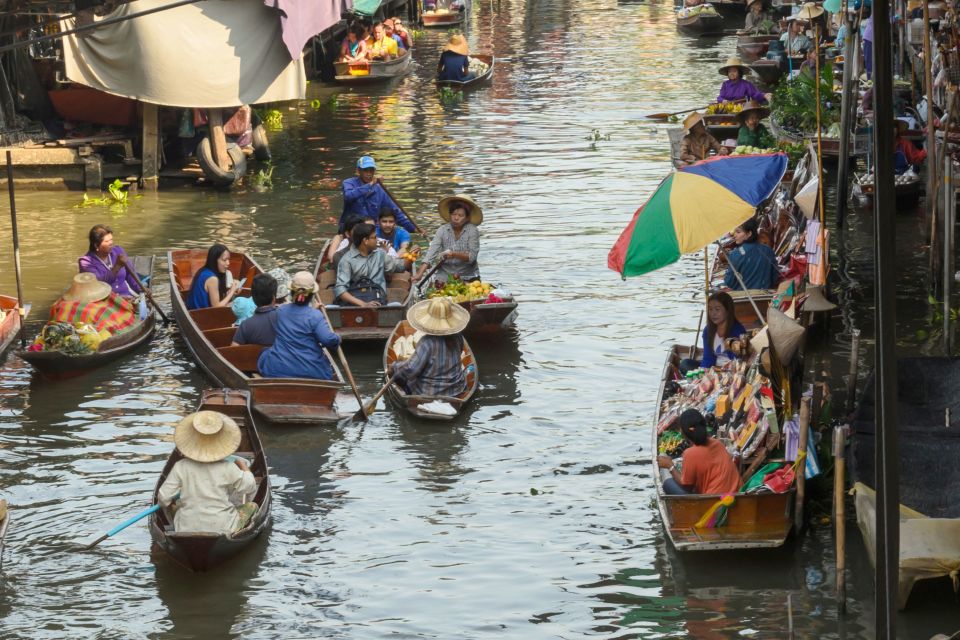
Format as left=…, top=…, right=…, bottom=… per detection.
left=680, top=291, right=748, bottom=374
left=388, top=298, right=468, bottom=397
left=736, top=101, right=774, bottom=148
left=340, top=26, right=367, bottom=63
left=158, top=410, right=257, bottom=534
left=657, top=409, right=742, bottom=495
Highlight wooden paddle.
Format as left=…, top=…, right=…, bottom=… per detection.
left=85, top=492, right=177, bottom=549
left=379, top=182, right=425, bottom=235
left=120, top=255, right=171, bottom=325
left=355, top=374, right=398, bottom=421
left=318, top=303, right=365, bottom=419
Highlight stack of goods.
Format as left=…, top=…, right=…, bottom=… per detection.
left=468, top=57, right=490, bottom=76
left=393, top=330, right=424, bottom=360
left=427, top=277, right=497, bottom=303
left=705, top=101, right=743, bottom=115
left=678, top=3, right=719, bottom=17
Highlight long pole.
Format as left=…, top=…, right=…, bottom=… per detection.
left=814, top=24, right=825, bottom=227
left=703, top=246, right=710, bottom=301
left=834, top=425, right=847, bottom=613
left=846, top=328, right=861, bottom=414
left=5, top=152, right=26, bottom=348
left=945, top=153, right=955, bottom=354
left=923, top=0, right=936, bottom=232
left=871, top=0, right=900, bottom=630
left=795, top=396, right=810, bottom=534
left=836, top=11, right=858, bottom=228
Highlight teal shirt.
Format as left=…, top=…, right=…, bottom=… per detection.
left=737, top=124, right=773, bottom=148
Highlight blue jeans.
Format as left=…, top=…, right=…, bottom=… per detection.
left=663, top=477, right=690, bottom=495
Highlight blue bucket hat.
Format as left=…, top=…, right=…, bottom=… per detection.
left=231, top=296, right=256, bottom=325
left=357, top=155, right=376, bottom=169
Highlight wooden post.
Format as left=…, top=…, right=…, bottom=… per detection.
left=923, top=0, right=936, bottom=229
left=795, top=396, right=811, bottom=534
left=141, top=101, right=159, bottom=191
left=834, top=425, right=847, bottom=613
left=836, top=15, right=858, bottom=227
left=208, top=108, right=229, bottom=171
left=4, top=151, right=26, bottom=348
left=945, top=152, right=955, bottom=353
left=846, top=328, right=861, bottom=414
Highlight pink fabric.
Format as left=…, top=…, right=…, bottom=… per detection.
left=265, top=0, right=352, bottom=60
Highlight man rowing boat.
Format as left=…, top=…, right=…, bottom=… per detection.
left=339, top=155, right=417, bottom=234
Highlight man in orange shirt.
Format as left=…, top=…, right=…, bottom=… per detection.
left=658, top=409, right=741, bottom=495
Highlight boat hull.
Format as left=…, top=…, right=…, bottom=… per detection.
left=334, top=52, right=412, bottom=83
left=437, top=54, right=495, bottom=89
left=676, top=12, right=724, bottom=33
left=0, top=295, right=27, bottom=358
left=422, top=10, right=464, bottom=27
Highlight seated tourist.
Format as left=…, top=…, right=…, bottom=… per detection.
left=388, top=297, right=469, bottom=397
left=680, top=292, right=748, bottom=374
left=157, top=410, right=257, bottom=533
left=376, top=208, right=411, bottom=255
left=390, top=16, right=413, bottom=49
left=232, top=274, right=280, bottom=347
left=657, top=409, right=742, bottom=495
left=414, top=195, right=481, bottom=283
left=736, top=101, right=774, bottom=148
left=724, top=218, right=780, bottom=291
left=438, top=35, right=473, bottom=82
left=340, top=26, right=368, bottom=63
left=335, top=222, right=410, bottom=308
left=186, top=244, right=241, bottom=310
left=383, top=19, right=407, bottom=51
left=257, top=271, right=341, bottom=380
left=678, top=112, right=728, bottom=167
left=366, top=22, right=399, bottom=60
left=78, top=224, right=148, bottom=298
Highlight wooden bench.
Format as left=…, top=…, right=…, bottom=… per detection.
left=203, top=326, right=237, bottom=348
left=217, top=344, right=264, bottom=374
left=190, top=305, right=236, bottom=331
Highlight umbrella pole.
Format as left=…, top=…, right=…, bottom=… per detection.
left=722, top=248, right=767, bottom=325
left=5, top=151, right=25, bottom=348
left=814, top=25, right=825, bottom=227
left=704, top=246, right=710, bottom=303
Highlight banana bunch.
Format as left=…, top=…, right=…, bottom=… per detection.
left=706, top=101, right=744, bottom=115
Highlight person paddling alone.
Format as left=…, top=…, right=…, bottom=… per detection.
left=388, top=297, right=469, bottom=397
left=78, top=224, right=150, bottom=299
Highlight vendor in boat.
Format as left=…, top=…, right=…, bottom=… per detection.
left=157, top=410, right=257, bottom=534
left=678, top=112, right=727, bottom=166
left=257, top=271, right=341, bottom=380
left=657, top=408, right=742, bottom=496
left=186, top=244, right=241, bottom=310
left=366, top=22, right=399, bottom=61
left=78, top=224, right=148, bottom=299
left=780, top=17, right=812, bottom=56
left=680, top=292, right=747, bottom=374
left=377, top=209, right=411, bottom=255
left=438, top=34, right=473, bottom=83
left=390, top=16, right=413, bottom=49
left=388, top=297, right=469, bottom=397
left=414, top=195, right=481, bottom=283
left=339, top=26, right=368, bottom=63
left=340, top=155, right=417, bottom=234
left=231, top=274, right=279, bottom=347
left=736, top=101, right=774, bottom=148
left=894, top=119, right=927, bottom=173
left=724, top=218, right=780, bottom=290
left=335, top=223, right=411, bottom=307
left=717, top=57, right=770, bottom=104
left=743, top=0, right=777, bottom=34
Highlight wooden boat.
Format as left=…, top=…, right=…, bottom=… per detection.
left=736, top=33, right=773, bottom=60
left=437, top=54, right=495, bottom=90
left=750, top=59, right=785, bottom=86
left=652, top=345, right=795, bottom=551
left=676, top=5, right=724, bottom=34
left=0, top=294, right=28, bottom=358
left=422, top=8, right=465, bottom=27
left=149, top=388, right=271, bottom=572
left=312, top=240, right=415, bottom=342
left=703, top=114, right=741, bottom=142
left=459, top=295, right=518, bottom=336
left=333, top=50, right=412, bottom=83
left=853, top=172, right=923, bottom=204
left=0, top=501, right=8, bottom=567
left=383, top=319, right=478, bottom=421
left=850, top=358, right=960, bottom=609
left=169, top=248, right=347, bottom=426
left=19, top=256, right=154, bottom=380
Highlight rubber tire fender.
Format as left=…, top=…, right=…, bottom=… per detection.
left=251, top=124, right=271, bottom=162
left=196, top=137, right=247, bottom=187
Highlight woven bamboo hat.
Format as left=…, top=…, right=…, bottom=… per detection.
left=438, top=194, right=483, bottom=225
left=795, top=2, right=824, bottom=19
left=406, top=297, right=469, bottom=336
left=767, top=307, right=806, bottom=365
left=444, top=34, right=469, bottom=56
left=683, top=111, right=705, bottom=132
left=62, top=272, right=111, bottom=304
left=738, top=100, right=771, bottom=122
left=746, top=0, right=764, bottom=10
left=174, top=410, right=241, bottom=463
left=719, top=56, right=749, bottom=76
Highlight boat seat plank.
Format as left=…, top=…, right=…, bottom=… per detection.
left=190, top=306, right=236, bottom=331
left=204, top=326, right=237, bottom=348
left=218, top=344, right=264, bottom=374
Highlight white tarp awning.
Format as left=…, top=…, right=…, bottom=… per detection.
left=63, top=0, right=306, bottom=108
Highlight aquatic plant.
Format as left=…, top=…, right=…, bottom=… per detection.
left=263, top=109, right=284, bottom=130
left=250, top=162, right=275, bottom=191
left=439, top=86, right=463, bottom=105
left=410, top=28, right=425, bottom=40
left=585, top=129, right=612, bottom=142
left=75, top=179, right=139, bottom=209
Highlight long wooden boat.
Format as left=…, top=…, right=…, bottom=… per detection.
left=422, top=8, right=465, bottom=27
left=437, top=54, right=495, bottom=90
left=149, top=388, right=271, bottom=572
left=749, top=59, right=785, bottom=86
left=383, top=319, right=478, bottom=421
left=850, top=357, right=960, bottom=609
left=0, top=294, right=28, bottom=358
left=853, top=172, right=923, bottom=204
left=19, top=256, right=154, bottom=380
left=676, top=5, right=723, bottom=34
left=169, top=248, right=347, bottom=426
left=653, top=345, right=795, bottom=551
left=312, top=240, right=415, bottom=342
left=333, top=50, right=412, bottom=83
left=459, top=295, right=518, bottom=336
left=736, top=34, right=773, bottom=60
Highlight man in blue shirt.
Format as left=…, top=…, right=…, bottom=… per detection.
left=376, top=208, right=411, bottom=254
left=231, top=274, right=279, bottom=346
left=339, top=156, right=418, bottom=234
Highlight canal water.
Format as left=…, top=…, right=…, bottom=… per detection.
left=0, top=0, right=956, bottom=637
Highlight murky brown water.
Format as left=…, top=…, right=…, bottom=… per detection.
left=0, top=0, right=956, bottom=637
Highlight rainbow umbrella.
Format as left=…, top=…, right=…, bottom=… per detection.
left=607, top=154, right=788, bottom=278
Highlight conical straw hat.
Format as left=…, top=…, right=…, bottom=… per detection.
left=767, top=307, right=806, bottom=365
left=795, top=2, right=824, bottom=19
left=438, top=194, right=483, bottom=226
left=406, top=297, right=469, bottom=336
left=62, top=272, right=111, bottom=304
left=719, top=56, right=749, bottom=76
left=683, top=111, right=704, bottom=132
left=174, top=410, right=241, bottom=463
left=802, top=284, right=837, bottom=311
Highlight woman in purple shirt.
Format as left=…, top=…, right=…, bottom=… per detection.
left=78, top=224, right=148, bottom=298
left=717, top=57, right=770, bottom=104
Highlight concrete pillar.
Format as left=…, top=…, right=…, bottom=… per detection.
left=141, top=101, right=159, bottom=191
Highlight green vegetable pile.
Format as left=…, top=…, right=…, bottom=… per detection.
left=771, top=62, right=840, bottom=133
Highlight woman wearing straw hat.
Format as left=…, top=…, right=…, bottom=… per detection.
left=257, top=271, right=341, bottom=380
left=717, top=57, right=769, bottom=104
left=779, top=15, right=812, bottom=56
left=414, top=195, right=482, bottom=284
left=736, top=100, right=774, bottom=147
left=158, top=411, right=257, bottom=533
left=438, top=34, right=473, bottom=83
left=678, top=112, right=727, bottom=167
left=743, top=0, right=777, bottom=35
left=388, top=297, right=469, bottom=397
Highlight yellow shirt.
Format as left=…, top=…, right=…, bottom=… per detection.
left=366, top=35, right=398, bottom=58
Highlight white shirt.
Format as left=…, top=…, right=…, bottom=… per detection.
left=158, top=458, right=256, bottom=533
left=713, top=333, right=731, bottom=367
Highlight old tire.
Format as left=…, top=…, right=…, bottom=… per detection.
left=251, top=124, right=271, bottom=162
left=196, top=137, right=247, bottom=187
